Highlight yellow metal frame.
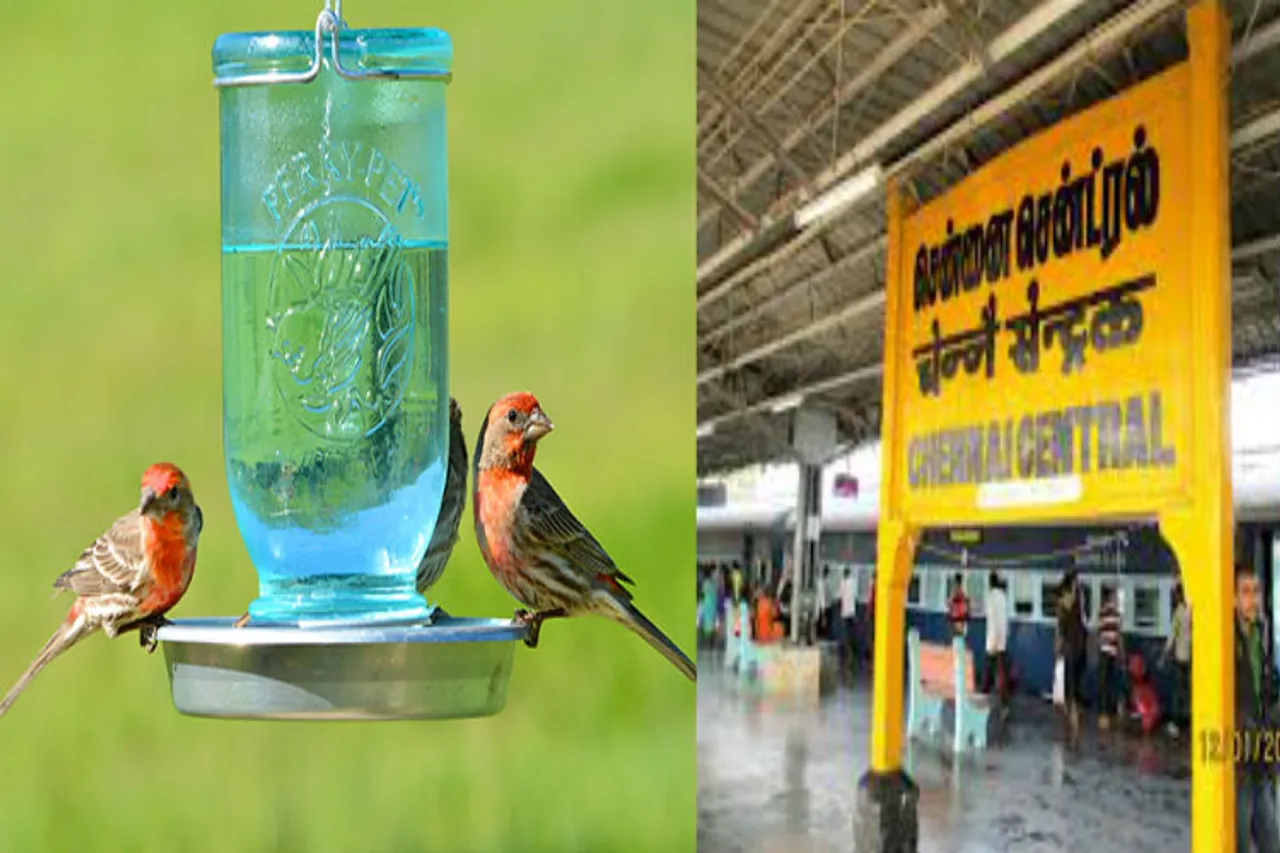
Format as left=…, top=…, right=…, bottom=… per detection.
left=869, top=3, right=1233, bottom=849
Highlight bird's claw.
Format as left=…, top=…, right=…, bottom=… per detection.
left=514, top=609, right=543, bottom=648
left=232, top=612, right=251, bottom=629
left=513, top=608, right=568, bottom=649
left=139, top=617, right=170, bottom=654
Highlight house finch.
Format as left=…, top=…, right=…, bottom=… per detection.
left=473, top=392, right=696, bottom=681
left=415, top=397, right=467, bottom=597
left=0, top=462, right=202, bottom=717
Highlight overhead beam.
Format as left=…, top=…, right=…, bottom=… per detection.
left=1230, top=13, right=1280, bottom=65
left=698, top=363, right=885, bottom=432
left=793, top=0, right=1127, bottom=232
left=697, top=0, right=1182, bottom=305
left=697, top=288, right=886, bottom=384
left=699, top=233, right=887, bottom=346
left=746, top=2, right=882, bottom=122
left=698, top=168, right=759, bottom=230
left=697, top=2, right=879, bottom=161
left=701, top=0, right=788, bottom=137
left=934, top=0, right=993, bottom=67
left=697, top=62, right=810, bottom=185
left=905, top=0, right=1256, bottom=176
left=699, top=0, right=1088, bottom=239
left=697, top=3, right=949, bottom=237
left=1231, top=104, right=1280, bottom=153
left=1232, top=233, right=1280, bottom=263
left=697, top=0, right=815, bottom=139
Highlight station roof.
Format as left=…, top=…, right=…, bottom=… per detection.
left=696, top=0, right=1280, bottom=475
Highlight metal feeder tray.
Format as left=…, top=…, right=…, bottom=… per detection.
left=156, top=615, right=528, bottom=721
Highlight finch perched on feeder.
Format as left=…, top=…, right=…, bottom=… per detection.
left=472, top=392, right=696, bottom=681
left=415, top=397, right=468, bottom=597
left=0, top=462, right=203, bottom=718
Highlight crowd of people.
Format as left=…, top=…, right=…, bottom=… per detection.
left=1040, top=570, right=1192, bottom=743
left=696, top=560, right=791, bottom=649
left=694, top=560, right=877, bottom=676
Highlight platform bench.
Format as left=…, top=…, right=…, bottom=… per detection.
left=906, top=629, right=991, bottom=753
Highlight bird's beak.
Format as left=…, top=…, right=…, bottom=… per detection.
left=523, top=408, right=554, bottom=442
left=139, top=486, right=157, bottom=515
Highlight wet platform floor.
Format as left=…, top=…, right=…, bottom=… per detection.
left=697, top=662, right=1191, bottom=853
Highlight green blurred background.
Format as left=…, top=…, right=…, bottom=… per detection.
left=0, top=0, right=693, bottom=850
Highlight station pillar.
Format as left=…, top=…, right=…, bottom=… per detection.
left=789, top=460, right=822, bottom=641
left=853, top=519, right=918, bottom=852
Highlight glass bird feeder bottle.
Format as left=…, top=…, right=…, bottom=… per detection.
left=154, top=1, right=523, bottom=723
left=216, top=2, right=451, bottom=626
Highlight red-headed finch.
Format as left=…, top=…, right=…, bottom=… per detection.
left=0, top=462, right=202, bottom=717
left=472, top=392, right=696, bottom=681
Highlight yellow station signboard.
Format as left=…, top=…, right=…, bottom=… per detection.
left=889, top=65, right=1193, bottom=525
left=871, top=10, right=1234, bottom=848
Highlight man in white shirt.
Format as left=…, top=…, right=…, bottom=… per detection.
left=812, top=565, right=829, bottom=644
left=984, top=571, right=1010, bottom=706
left=839, top=568, right=858, bottom=672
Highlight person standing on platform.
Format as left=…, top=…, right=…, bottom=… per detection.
left=776, top=563, right=793, bottom=641
left=984, top=571, right=1010, bottom=708
left=698, top=568, right=718, bottom=646
left=947, top=572, right=970, bottom=637
left=825, top=564, right=841, bottom=641
left=1162, top=582, right=1191, bottom=736
left=1096, top=586, right=1124, bottom=730
left=1234, top=562, right=1280, bottom=853
left=839, top=567, right=857, bottom=674
left=812, top=565, right=829, bottom=644
left=1056, top=570, right=1088, bottom=746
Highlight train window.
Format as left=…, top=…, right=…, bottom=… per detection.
left=1133, top=584, right=1159, bottom=631
left=923, top=570, right=945, bottom=611
left=907, top=575, right=921, bottom=606
left=1012, top=574, right=1035, bottom=617
left=857, top=568, right=872, bottom=601
left=1039, top=580, right=1058, bottom=620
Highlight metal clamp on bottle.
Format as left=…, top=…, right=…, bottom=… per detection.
left=213, top=0, right=454, bottom=87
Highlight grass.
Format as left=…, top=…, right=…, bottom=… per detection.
left=0, top=0, right=694, bottom=850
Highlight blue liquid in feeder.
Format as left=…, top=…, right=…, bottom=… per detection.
left=223, top=242, right=447, bottom=624
left=215, top=27, right=453, bottom=625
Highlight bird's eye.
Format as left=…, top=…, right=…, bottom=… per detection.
left=166, top=486, right=179, bottom=500
left=506, top=409, right=518, bottom=424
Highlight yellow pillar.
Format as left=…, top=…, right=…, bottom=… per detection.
left=1168, top=3, right=1234, bottom=852
left=868, top=178, right=918, bottom=773
left=869, top=519, right=917, bottom=770
left=855, top=177, right=921, bottom=851
left=1162, top=512, right=1233, bottom=853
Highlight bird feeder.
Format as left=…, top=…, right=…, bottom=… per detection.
left=156, top=0, right=526, bottom=720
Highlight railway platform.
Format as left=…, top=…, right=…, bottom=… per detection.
left=698, top=667, right=1191, bottom=853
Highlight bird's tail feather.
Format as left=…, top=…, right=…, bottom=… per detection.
left=0, top=607, right=91, bottom=718
left=595, top=590, right=697, bottom=682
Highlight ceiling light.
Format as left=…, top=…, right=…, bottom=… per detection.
left=793, top=164, right=883, bottom=229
